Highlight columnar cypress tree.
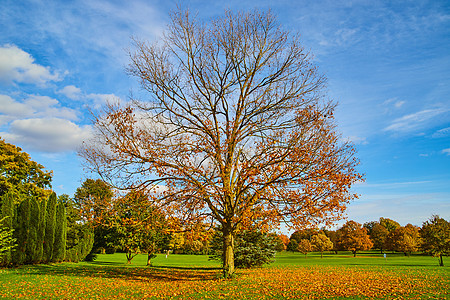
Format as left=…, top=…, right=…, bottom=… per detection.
left=13, top=196, right=29, bottom=265
left=52, top=201, right=66, bottom=262
left=27, top=197, right=40, bottom=263
left=43, top=193, right=57, bottom=262
left=36, top=198, right=46, bottom=262
left=0, top=192, right=16, bottom=265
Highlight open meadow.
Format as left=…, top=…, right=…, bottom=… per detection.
left=1, top=251, right=448, bottom=299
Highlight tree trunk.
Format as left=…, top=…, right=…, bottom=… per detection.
left=222, top=227, right=235, bottom=278
left=353, top=250, right=357, bottom=257
left=439, top=254, right=444, bottom=267
left=126, top=252, right=133, bottom=264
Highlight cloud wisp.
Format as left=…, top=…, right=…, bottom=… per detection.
left=384, top=107, right=449, bottom=133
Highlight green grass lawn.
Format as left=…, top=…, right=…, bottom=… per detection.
left=1, top=251, right=448, bottom=299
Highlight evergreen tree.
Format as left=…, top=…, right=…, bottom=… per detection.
left=210, top=228, right=278, bottom=269
left=13, top=195, right=30, bottom=265
left=0, top=191, right=16, bottom=265
left=43, top=193, right=57, bottom=262
left=27, top=197, right=40, bottom=263
left=36, top=198, right=47, bottom=262
left=53, top=201, right=66, bottom=262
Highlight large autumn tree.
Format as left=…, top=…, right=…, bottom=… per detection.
left=80, top=9, right=362, bottom=277
left=0, top=139, right=52, bottom=200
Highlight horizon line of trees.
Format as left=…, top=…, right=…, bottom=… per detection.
left=283, top=216, right=449, bottom=266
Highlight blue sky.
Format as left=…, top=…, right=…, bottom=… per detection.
left=1, top=0, right=449, bottom=228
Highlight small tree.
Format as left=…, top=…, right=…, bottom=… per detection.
left=107, top=191, right=168, bottom=264
left=337, top=220, right=373, bottom=257
left=210, top=228, right=278, bottom=268
left=297, top=239, right=313, bottom=258
left=311, top=234, right=333, bottom=258
left=420, top=215, right=450, bottom=266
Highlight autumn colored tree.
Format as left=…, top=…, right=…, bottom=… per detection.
left=0, top=139, right=52, bottom=200
left=297, top=239, right=313, bottom=258
left=311, top=233, right=333, bottom=258
left=386, top=224, right=420, bottom=256
left=182, top=224, right=214, bottom=255
left=80, top=8, right=362, bottom=277
left=322, top=229, right=341, bottom=254
left=277, top=234, right=290, bottom=251
left=369, top=223, right=389, bottom=253
left=337, top=220, right=373, bottom=257
left=420, top=215, right=450, bottom=266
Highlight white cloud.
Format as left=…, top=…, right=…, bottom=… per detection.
left=443, top=148, right=450, bottom=156
left=0, top=94, right=78, bottom=124
left=1, top=118, right=92, bottom=152
left=0, top=44, right=60, bottom=86
left=384, top=108, right=449, bottom=133
left=58, top=85, right=82, bottom=100
left=0, top=94, right=34, bottom=120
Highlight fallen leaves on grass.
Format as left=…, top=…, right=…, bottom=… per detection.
left=0, top=265, right=448, bottom=299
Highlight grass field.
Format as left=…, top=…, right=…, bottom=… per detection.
left=0, top=251, right=448, bottom=299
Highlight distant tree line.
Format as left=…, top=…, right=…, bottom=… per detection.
left=283, top=216, right=449, bottom=266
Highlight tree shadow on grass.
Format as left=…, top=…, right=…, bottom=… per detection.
left=21, top=263, right=222, bottom=282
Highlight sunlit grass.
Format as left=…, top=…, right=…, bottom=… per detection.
left=0, top=252, right=448, bottom=299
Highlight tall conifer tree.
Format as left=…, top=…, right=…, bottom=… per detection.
left=53, top=201, right=66, bottom=262
left=43, top=193, right=57, bottom=262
